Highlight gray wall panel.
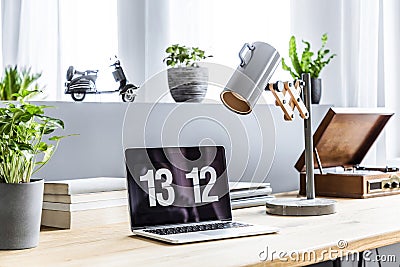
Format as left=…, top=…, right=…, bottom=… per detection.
left=34, top=101, right=330, bottom=193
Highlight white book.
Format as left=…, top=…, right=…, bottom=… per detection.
left=41, top=206, right=129, bottom=229
left=42, top=198, right=128, bottom=212
left=44, top=177, right=126, bottom=195
left=43, top=190, right=128, bottom=204
left=229, top=181, right=270, bottom=191
left=230, top=187, right=272, bottom=200
left=231, top=196, right=275, bottom=209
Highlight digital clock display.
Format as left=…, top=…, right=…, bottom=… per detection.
left=125, top=146, right=232, bottom=228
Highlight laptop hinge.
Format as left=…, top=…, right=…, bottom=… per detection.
left=132, top=226, right=146, bottom=230
left=133, top=220, right=231, bottom=230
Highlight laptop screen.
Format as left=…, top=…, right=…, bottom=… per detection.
left=125, top=146, right=232, bottom=229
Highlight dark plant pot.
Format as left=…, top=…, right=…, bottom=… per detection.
left=167, top=67, right=208, bottom=103
left=0, top=179, right=44, bottom=250
left=311, top=78, right=322, bottom=104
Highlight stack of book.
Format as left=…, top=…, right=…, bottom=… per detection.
left=229, top=182, right=274, bottom=209
left=41, top=177, right=129, bottom=229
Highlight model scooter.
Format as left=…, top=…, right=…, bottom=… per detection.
left=64, top=58, right=138, bottom=102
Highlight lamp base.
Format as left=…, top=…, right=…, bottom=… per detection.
left=265, top=198, right=336, bottom=216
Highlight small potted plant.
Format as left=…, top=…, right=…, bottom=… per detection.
left=163, top=44, right=212, bottom=102
left=0, top=85, right=66, bottom=249
left=0, top=66, right=42, bottom=100
left=281, top=33, right=336, bottom=104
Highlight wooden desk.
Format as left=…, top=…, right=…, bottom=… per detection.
left=1, top=192, right=400, bottom=267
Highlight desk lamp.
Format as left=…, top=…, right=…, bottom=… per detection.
left=220, top=42, right=336, bottom=216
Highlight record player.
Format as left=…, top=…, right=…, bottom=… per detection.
left=296, top=107, right=400, bottom=198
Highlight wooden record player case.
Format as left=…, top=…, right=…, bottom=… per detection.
left=296, top=108, right=400, bottom=198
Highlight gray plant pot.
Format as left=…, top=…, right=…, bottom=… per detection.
left=311, top=78, right=322, bottom=104
left=0, top=179, right=44, bottom=250
left=167, top=67, right=208, bottom=102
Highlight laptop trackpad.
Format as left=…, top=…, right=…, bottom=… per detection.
left=199, top=229, right=234, bottom=236
left=199, top=226, right=270, bottom=237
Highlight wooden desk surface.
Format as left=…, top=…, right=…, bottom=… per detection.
left=1, top=192, right=400, bottom=267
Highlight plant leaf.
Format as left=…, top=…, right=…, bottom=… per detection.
left=42, top=144, right=54, bottom=163
left=289, top=36, right=303, bottom=77
left=281, top=58, right=298, bottom=79
left=164, top=44, right=211, bottom=67
left=0, top=66, right=43, bottom=101
left=282, top=33, right=336, bottom=78
left=0, top=95, right=69, bottom=183
left=36, top=142, right=48, bottom=152
left=48, top=135, right=66, bottom=141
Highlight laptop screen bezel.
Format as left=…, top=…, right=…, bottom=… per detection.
left=125, top=146, right=233, bottom=230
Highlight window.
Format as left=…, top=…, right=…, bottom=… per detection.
left=3, top=1, right=290, bottom=102
left=168, top=0, right=291, bottom=102
left=59, top=0, right=118, bottom=101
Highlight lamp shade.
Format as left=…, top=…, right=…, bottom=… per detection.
left=220, top=42, right=281, bottom=115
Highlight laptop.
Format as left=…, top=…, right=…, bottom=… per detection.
left=125, top=146, right=278, bottom=244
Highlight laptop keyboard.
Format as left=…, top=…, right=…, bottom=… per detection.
left=143, top=222, right=252, bottom=235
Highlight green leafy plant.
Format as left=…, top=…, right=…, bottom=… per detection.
left=0, top=91, right=66, bottom=183
left=163, top=44, right=212, bottom=67
left=0, top=66, right=42, bottom=101
left=281, top=33, right=336, bottom=79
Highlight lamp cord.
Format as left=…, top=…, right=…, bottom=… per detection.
left=375, top=248, right=382, bottom=267
left=358, top=252, right=363, bottom=267
left=332, top=258, right=341, bottom=267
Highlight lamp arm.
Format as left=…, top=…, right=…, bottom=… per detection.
left=266, top=80, right=309, bottom=121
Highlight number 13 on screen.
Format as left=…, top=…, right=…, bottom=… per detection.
left=140, top=166, right=219, bottom=207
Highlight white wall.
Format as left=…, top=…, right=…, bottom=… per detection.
left=34, top=101, right=330, bottom=194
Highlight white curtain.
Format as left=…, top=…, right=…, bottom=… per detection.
left=340, top=0, right=382, bottom=165
left=1, top=0, right=22, bottom=68
left=119, top=0, right=291, bottom=102
left=1, top=0, right=20, bottom=66
left=0, top=2, right=2, bottom=69
left=382, top=0, right=400, bottom=162
left=17, top=0, right=61, bottom=100
left=291, top=0, right=400, bottom=163
left=340, top=0, right=380, bottom=108
left=339, top=0, right=400, bottom=162
left=1, top=0, right=60, bottom=99
left=1, top=0, right=119, bottom=101
left=117, top=0, right=171, bottom=102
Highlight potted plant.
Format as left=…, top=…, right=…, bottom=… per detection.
left=163, top=44, right=212, bottom=102
left=0, top=66, right=42, bottom=100
left=281, top=33, right=336, bottom=104
left=0, top=88, right=65, bottom=249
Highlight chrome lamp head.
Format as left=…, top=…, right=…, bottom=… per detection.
left=220, top=42, right=281, bottom=115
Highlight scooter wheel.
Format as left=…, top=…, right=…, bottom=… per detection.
left=71, top=92, right=86, bottom=101
left=122, top=86, right=137, bottom=102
